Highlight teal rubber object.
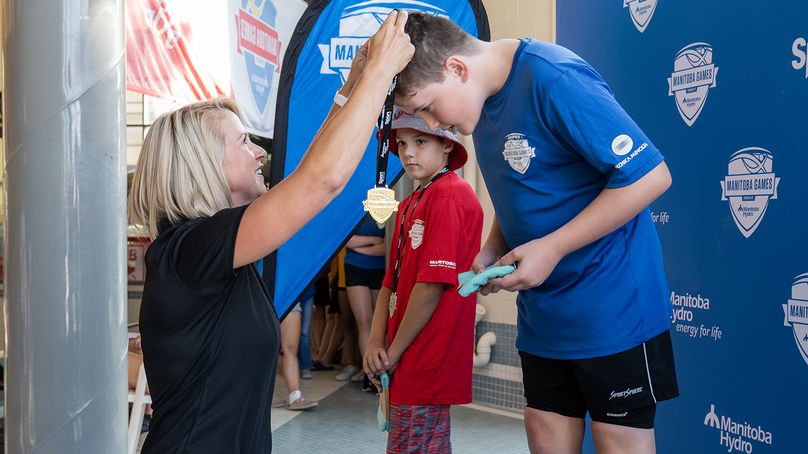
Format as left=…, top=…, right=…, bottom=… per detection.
left=377, top=372, right=390, bottom=432
left=457, top=265, right=516, bottom=297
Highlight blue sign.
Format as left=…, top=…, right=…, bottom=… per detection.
left=269, top=0, right=488, bottom=315
left=559, top=2, right=808, bottom=453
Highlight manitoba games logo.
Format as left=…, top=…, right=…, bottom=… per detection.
left=720, top=148, right=780, bottom=238
left=668, top=43, right=719, bottom=126
left=235, top=0, right=280, bottom=114
left=623, top=0, right=658, bottom=33
left=319, top=1, right=447, bottom=83
left=783, top=274, right=808, bottom=366
left=502, top=133, right=536, bottom=174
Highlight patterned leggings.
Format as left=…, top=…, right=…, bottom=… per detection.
left=386, top=402, right=451, bottom=453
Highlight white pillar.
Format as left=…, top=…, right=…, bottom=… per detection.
left=2, top=0, right=127, bottom=452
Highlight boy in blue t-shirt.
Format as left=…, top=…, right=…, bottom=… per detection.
left=393, top=12, right=679, bottom=453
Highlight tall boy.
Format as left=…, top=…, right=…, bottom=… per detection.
left=364, top=110, right=483, bottom=453
left=393, top=13, right=679, bottom=454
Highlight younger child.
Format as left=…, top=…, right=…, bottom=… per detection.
left=364, top=109, right=483, bottom=453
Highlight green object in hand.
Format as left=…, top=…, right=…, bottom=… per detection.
left=457, top=265, right=516, bottom=297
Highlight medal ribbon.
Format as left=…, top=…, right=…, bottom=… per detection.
left=375, top=76, right=397, bottom=188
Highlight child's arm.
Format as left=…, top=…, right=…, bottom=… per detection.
left=364, top=286, right=393, bottom=378
left=492, top=161, right=671, bottom=292
left=345, top=234, right=384, bottom=249
left=472, top=217, right=510, bottom=295
left=352, top=242, right=387, bottom=256
left=386, top=282, right=445, bottom=369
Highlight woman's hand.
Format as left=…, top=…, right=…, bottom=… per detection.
left=365, top=10, right=414, bottom=81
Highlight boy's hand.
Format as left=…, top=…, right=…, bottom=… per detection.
left=364, top=343, right=390, bottom=376
left=489, top=237, right=563, bottom=292
left=472, top=245, right=506, bottom=295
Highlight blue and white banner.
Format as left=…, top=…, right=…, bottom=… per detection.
left=267, top=0, right=489, bottom=315
left=559, top=2, right=807, bottom=453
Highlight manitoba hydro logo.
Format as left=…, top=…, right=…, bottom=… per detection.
left=783, top=273, right=808, bottom=366
left=623, top=0, right=658, bottom=33
left=703, top=404, right=773, bottom=453
left=319, top=1, right=447, bottom=83
left=668, top=43, right=718, bottom=126
left=235, top=0, right=280, bottom=114
left=719, top=147, right=780, bottom=238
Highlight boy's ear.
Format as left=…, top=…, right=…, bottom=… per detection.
left=442, top=139, right=455, bottom=154
left=444, top=56, right=469, bottom=83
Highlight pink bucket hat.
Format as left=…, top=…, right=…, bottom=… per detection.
left=387, top=108, right=468, bottom=171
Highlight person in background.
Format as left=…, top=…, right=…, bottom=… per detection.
left=344, top=216, right=387, bottom=390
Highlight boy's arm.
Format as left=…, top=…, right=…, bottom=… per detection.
left=386, top=282, right=445, bottom=369
left=364, top=286, right=393, bottom=376
left=493, top=161, right=671, bottom=292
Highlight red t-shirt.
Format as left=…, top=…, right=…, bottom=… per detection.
left=382, top=172, right=483, bottom=405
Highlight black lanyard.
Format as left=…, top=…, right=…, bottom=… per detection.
left=390, top=166, right=451, bottom=294
left=375, top=76, right=397, bottom=188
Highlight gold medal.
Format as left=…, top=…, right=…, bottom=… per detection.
left=363, top=186, right=398, bottom=223
left=388, top=292, right=397, bottom=317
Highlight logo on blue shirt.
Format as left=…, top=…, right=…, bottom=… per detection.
left=502, top=133, right=536, bottom=174
left=719, top=148, right=780, bottom=238
left=668, top=43, right=719, bottom=127
left=623, top=0, right=658, bottom=33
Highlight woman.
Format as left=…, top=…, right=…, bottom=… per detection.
left=128, top=11, right=412, bottom=453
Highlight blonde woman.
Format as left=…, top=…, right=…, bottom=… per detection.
left=128, top=12, right=413, bottom=453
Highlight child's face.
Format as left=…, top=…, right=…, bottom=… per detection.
left=395, top=128, right=453, bottom=184
left=396, top=73, right=485, bottom=136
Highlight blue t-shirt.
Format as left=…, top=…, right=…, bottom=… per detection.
left=473, top=39, right=671, bottom=359
left=344, top=217, right=386, bottom=269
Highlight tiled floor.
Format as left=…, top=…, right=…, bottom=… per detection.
left=272, top=370, right=530, bottom=453
left=138, top=368, right=530, bottom=453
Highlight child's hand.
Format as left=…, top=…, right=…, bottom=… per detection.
left=472, top=246, right=506, bottom=295
left=489, top=237, right=563, bottom=292
left=364, top=344, right=390, bottom=376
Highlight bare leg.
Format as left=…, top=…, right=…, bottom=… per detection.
left=338, top=289, right=358, bottom=366
left=524, top=407, right=585, bottom=454
left=311, top=305, right=325, bottom=357
left=280, top=311, right=302, bottom=394
left=591, top=421, right=655, bottom=454
left=346, top=285, right=375, bottom=357
left=317, top=312, right=343, bottom=366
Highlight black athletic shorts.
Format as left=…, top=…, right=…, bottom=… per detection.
left=344, top=264, right=385, bottom=290
left=519, top=330, right=679, bottom=429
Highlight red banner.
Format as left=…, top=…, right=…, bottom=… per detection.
left=235, top=8, right=281, bottom=66
left=125, top=0, right=229, bottom=102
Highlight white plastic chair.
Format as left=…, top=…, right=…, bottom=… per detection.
left=127, top=363, right=152, bottom=454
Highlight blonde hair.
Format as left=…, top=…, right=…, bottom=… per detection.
left=128, top=98, right=241, bottom=239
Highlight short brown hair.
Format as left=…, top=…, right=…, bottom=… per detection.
left=396, top=12, right=480, bottom=97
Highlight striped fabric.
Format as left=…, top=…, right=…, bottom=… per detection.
left=387, top=402, right=451, bottom=453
